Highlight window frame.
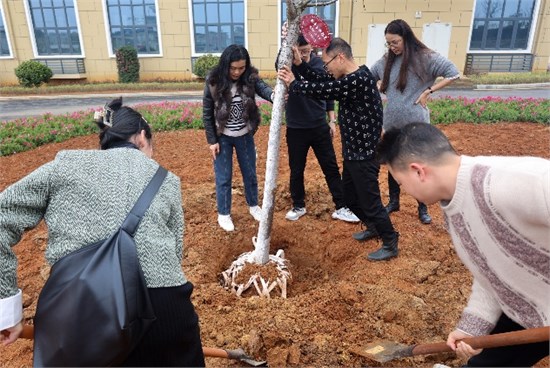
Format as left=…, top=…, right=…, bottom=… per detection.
left=23, top=0, right=85, bottom=58
left=102, top=0, right=163, bottom=58
left=277, top=0, right=339, bottom=51
left=188, top=0, right=248, bottom=57
left=467, top=0, right=541, bottom=54
left=0, top=1, right=14, bottom=59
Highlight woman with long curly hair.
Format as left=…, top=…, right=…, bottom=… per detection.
left=203, top=44, right=273, bottom=232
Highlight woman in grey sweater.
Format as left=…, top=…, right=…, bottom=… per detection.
left=0, top=98, right=204, bottom=366
left=370, top=18, right=460, bottom=225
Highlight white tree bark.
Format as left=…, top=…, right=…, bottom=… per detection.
left=253, top=0, right=336, bottom=264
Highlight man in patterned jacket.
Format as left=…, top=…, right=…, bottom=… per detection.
left=278, top=37, right=399, bottom=261
left=377, top=122, right=549, bottom=366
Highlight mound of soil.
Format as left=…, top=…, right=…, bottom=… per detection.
left=1, top=122, right=548, bottom=367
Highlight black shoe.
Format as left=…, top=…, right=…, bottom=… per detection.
left=385, top=200, right=400, bottom=214
left=367, top=233, right=399, bottom=261
left=352, top=228, right=379, bottom=241
left=418, top=203, right=432, bottom=224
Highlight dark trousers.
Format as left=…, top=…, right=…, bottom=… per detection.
left=388, top=171, right=426, bottom=210
left=343, top=159, right=397, bottom=242
left=286, top=125, right=345, bottom=209
left=122, top=283, right=205, bottom=367
left=465, top=313, right=549, bottom=367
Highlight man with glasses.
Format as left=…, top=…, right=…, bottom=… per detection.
left=278, top=37, right=399, bottom=261
left=276, top=34, right=359, bottom=223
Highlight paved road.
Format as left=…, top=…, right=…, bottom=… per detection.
left=1, top=87, right=548, bottom=122
left=0, top=92, right=202, bottom=121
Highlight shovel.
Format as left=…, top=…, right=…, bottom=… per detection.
left=19, top=324, right=267, bottom=366
left=203, top=347, right=267, bottom=366
left=351, top=326, right=549, bottom=363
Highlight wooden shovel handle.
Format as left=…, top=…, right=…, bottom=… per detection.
left=412, top=326, right=550, bottom=356
left=202, top=347, right=230, bottom=358
left=20, top=325, right=237, bottom=360
left=20, top=324, right=34, bottom=340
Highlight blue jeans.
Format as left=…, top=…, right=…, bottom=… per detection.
left=214, top=133, right=258, bottom=215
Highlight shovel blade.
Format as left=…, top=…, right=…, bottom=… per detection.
left=225, top=348, right=268, bottom=367
left=241, top=358, right=268, bottom=367
left=351, top=340, right=413, bottom=363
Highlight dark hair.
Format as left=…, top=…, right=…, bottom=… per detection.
left=207, top=44, right=256, bottom=95
left=380, top=19, right=431, bottom=93
left=297, top=34, right=309, bottom=47
left=95, top=97, right=152, bottom=150
left=326, top=37, right=353, bottom=59
left=377, top=123, right=456, bottom=170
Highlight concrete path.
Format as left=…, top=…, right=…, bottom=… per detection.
left=1, top=84, right=548, bottom=122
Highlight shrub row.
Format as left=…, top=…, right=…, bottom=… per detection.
left=13, top=46, right=142, bottom=87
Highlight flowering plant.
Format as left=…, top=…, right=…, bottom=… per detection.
left=1, top=98, right=547, bottom=156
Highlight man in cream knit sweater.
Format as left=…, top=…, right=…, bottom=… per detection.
left=377, top=123, right=549, bottom=366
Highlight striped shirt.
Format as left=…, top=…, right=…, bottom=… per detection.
left=442, top=155, right=550, bottom=336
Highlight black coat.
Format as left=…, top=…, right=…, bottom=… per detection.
left=203, top=69, right=273, bottom=145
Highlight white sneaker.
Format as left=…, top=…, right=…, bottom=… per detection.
left=249, top=206, right=262, bottom=221
left=285, top=207, right=306, bottom=221
left=332, top=207, right=360, bottom=223
left=217, top=214, right=235, bottom=232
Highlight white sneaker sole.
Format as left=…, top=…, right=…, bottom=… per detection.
left=331, top=213, right=360, bottom=223
left=285, top=211, right=306, bottom=221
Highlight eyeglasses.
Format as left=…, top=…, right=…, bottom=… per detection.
left=385, top=39, right=402, bottom=48
left=323, top=54, right=339, bottom=71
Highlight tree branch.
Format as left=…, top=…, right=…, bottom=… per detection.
left=305, top=0, right=338, bottom=8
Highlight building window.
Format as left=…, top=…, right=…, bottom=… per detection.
left=27, top=0, right=82, bottom=56
left=470, top=0, right=536, bottom=50
left=0, top=3, right=12, bottom=57
left=280, top=0, right=337, bottom=38
left=106, top=0, right=160, bottom=55
left=191, top=0, right=245, bottom=54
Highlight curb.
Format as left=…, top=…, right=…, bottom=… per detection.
left=475, top=82, right=550, bottom=90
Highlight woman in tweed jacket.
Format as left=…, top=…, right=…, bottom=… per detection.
left=0, top=98, right=204, bottom=367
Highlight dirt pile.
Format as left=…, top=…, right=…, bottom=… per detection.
left=1, top=122, right=548, bottom=367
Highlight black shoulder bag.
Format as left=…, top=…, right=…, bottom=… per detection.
left=33, top=166, right=168, bottom=367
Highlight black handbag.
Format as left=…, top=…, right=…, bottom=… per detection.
left=33, top=166, right=168, bottom=367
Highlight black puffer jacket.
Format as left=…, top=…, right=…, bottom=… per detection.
left=203, top=68, right=273, bottom=145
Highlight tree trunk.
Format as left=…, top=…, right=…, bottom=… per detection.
left=253, top=0, right=303, bottom=264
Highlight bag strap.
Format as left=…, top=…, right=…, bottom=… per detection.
left=121, top=166, right=168, bottom=236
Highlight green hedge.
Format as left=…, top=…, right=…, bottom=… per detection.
left=14, top=61, right=53, bottom=87
left=193, top=54, right=220, bottom=79
left=116, top=46, right=140, bottom=83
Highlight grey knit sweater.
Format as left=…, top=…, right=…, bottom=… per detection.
left=0, top=148, right=187, bottom=300
left=370, top=51, right=460, bottom=130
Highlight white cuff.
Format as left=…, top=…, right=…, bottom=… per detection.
left=456, top=328, right=474, bottom=336
left=0, top=290, right=23, bottom=330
